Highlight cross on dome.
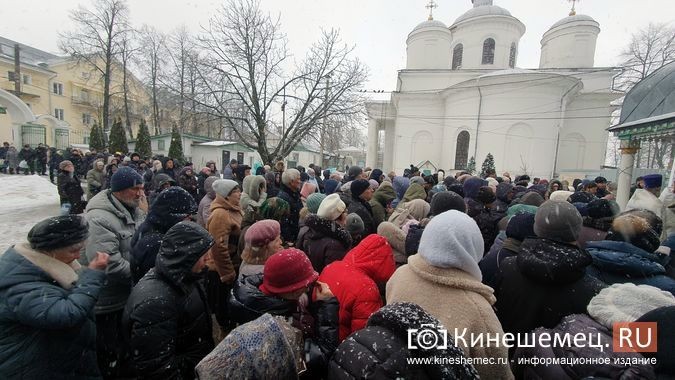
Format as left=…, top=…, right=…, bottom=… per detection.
left=568, top=0, right=579, bottom=16
left=425, top=0, right=438, bottom=20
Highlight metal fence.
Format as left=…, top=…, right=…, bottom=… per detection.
left=20, top=124, right=46, bottom=147
left=54, top=128, right=69, bottom=150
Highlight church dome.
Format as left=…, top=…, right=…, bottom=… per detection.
left=548, top=14, right=598, bottom=31
left=619, top=61, right=675, bottom=124
left=452, top=2, right=513, bottom=26
left=411, top=19, right=448, bottom=33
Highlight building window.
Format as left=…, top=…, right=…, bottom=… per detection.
left=82, top=113, right=91, bottom=125
left=53, top=82, right=63, bottom=95
left=157, top=139, right=165, bottom=150
left=509, top=43, right=517, bottom=68
left=452, top=44, right=463, bottom=70
left=455, top=131, right=470, bottom=169
left=80, top=89, right=89, bottom=101
left=482, top=38, right=495, bottom=65
left=54, top=108, right=64, bottom=121
left=22, top=74, right=31, bottom=85
left=7, top=71, right=16, bottom=82
left=81, top=72, right=90, bottom=80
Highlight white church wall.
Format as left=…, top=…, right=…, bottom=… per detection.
left=398, top=71, right=479, bottom=92
left=557, top=95, right=612, bottom=171
left=450, top=19, right=524, bottom=70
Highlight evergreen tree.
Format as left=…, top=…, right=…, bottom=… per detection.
left=481, top=152, right=496, bottom=178
left=168, top=124, right=185, bottom=164
left=135, top=119, right=152, bottom=159
left=108, top=117, right=129, bottom=154
left=467, top=156, right=476, bottom=175
left=88, top=122, right=106, bottom=152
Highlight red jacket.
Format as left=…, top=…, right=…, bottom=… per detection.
left=318, top=234, right=396, bottom=342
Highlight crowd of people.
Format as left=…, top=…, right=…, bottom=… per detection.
left=1, top=155, right=675, bottom=379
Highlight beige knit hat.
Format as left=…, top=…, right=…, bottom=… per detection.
left=317, top=193, right=346, bottom=221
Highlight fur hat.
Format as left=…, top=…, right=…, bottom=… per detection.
left=377, top=222, right=407, bottom=263
left=418, top=210, right=484, bottom=280
left=305, top=193, right=326, bottom=214
left=549, top=190, right=573, bottom=202
left=110, top=166, right=144, bottom=192
left=213, top=179, right=239, bottom=198
left=260, top=249, right=318, bottom=295
left=346, top=213, right=365, bottom=235
left=606, top=214, right=661, bottom=253
left=520, top=192, right=545, bottom=207
left=28, top=215, right=89, bottom=250
left=534, top=200, right=583, bottom=243
left=588, top=283, right=675, bottom=328
left=317, top=194, right=346, bottom=221
left=58, top=160, right=73, bottom=170
left=586, top=198, right=620, bottom=219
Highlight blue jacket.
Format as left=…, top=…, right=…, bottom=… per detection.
left=0, top=245, right=105, bottom=379
left=586, top=240, right=675, bottom=296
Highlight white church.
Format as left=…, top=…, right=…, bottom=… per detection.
left=365, top=0, right=621, bottom=179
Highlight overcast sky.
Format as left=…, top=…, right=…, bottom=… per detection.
left=1, top=0, right=673, bottom=100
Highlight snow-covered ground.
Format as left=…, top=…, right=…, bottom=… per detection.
left=0, top=174, right=61, bottom=253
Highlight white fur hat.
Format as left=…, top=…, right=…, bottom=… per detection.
left=317, top=193, right=346, bottom=221
left=587, top=283, right=675, bottom=328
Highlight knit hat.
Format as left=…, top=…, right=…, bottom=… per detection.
left=260, top=248, right=318, bottom=295
left=594, top=176, right=607, bottom=184
left=587, top=283, right=675, bottom=329
left=606, top=214, right=661, bottom=253
left=213, top=179, right=240, bottom=198
left=463, top=177, right=487, bottom=199
left=323, top=179, right=340, bottom=195
left=28, top=215, right=89, bottom=250
left=58, top=160, right=73, bottom=170
left=317, top=193, right=346, bottom=221
left=506, top=213, right=536, bottom=241
left=109, top=166, right=144, bottom=192
left=350, top=179, right=371, bottom=198
left=346, top=213, right=365, bottom=235
left=534, top=200, right=583, bottom=243
left=305, top=193, right=326, bottom=214
left=643, top=174, right=662, bottom=189
left=430, top=191, right=466, bottom=215
left=368, top=179, right=380, bottom=190
left=409, top=176, right=425, bottom=186
left=370, top=169, right=383, bottom=182
left=245, top=220, right=281, bottom=248
left=507, top=203, right=538, bottom=217
left=549, top=190, right=573, bottom=202
left=418, top=210, right=484, bottom=280
left=446, top=183, right=465, bottom=198
left=520, top=192, right=544, bottom=206
left=204, top=176, right=219, bottom=198
left=586, top=198, right=620, bottom=219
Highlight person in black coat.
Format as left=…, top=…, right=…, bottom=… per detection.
left=48, top=147, right=64, bottom=183
left=494, top=201, right=607, bottom=335
left=328, top=302, right=479, bottom=380
left=347, top=179, right=377, bottom=236
left=277, top=169, right=303, bottom=244
left=34, top=143, right=48, bottom=175
left=123, top=221, right=215, bottom=380
left=69, top=149, right=86, bottom=178
left=18, top=144, right=35, bottom=174
left=130, top=187, right=198, bottom=283
left=159, top=158, right=177, bottom=180
left=0, top=215, right=109, bottom=379
left=57, top=160, right=86, bottom=214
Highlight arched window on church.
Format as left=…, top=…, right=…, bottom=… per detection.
left=455, top=131, right=470, bottom=169
left=509, top=43, right=517, bottom=68
left=482, top=38, right=495, bottom=65
left=452, top=44, right=463, bottom=70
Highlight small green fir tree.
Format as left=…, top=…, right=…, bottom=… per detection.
left=480, top=152, right=496, bottom=178
left=108, top=117, right=129, bottom=154
left=168, top=124, right=185, bottom=164
left=88, top=122, right=106, bottom=152
left=135, top=119, right=152, bottom=159
left=467, top=156, right=476, bottom=174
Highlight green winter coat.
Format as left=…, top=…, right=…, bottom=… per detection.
left=369, top=182, right=396, bottom=227
left=401, top=183, right=427, bottom=204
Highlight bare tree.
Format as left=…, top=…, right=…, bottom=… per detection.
left=163, top=26, right=195, bottom=133
left=617, top=22, right=675, bottom=91
left=59, top=0, right=131, bottom=135
left=196, top=0, right=367, bottom=165
left=119, top=34, right=139, bottom=138
left=611, top=23, right=675, bottom=169
left=137, top=25, right=167, bottom=135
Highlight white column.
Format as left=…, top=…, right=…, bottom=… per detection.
left=616, top=142, right=639, bottom=211
left=383, top=124, right=395, bottom=172
left=366, top=118, right=378, bottom=168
